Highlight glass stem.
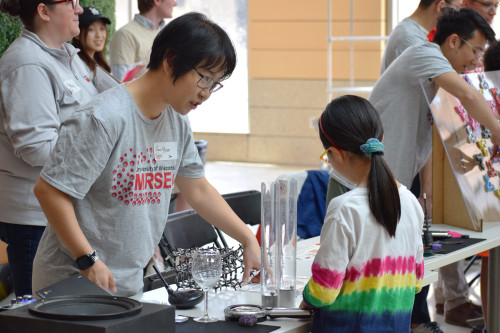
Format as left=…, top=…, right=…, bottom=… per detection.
left=203, top=290, right=209, bottom=318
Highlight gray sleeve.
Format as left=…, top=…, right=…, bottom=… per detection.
left=382, top=37, right=420, bottom=73
left=111, top=65, right=128, bottom=82
left=176, top=115, right=204, bottom=179
left=381, top=20, right=428, bottom=73
left=409, top=44, right=455, bottom=80
left=41, top=110, right=114, bottom=199
left=0, top=64, right=60, bottom=166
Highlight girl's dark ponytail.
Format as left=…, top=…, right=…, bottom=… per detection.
left=367, top=152, right=401, bottom=237
left=319, top=95, right=401, bottom=237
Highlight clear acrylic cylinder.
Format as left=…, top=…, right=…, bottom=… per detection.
left=277, top=179, right=297, bottom=308
left=260, top=181, right=279, bottom=307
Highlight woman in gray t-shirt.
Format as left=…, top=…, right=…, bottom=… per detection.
left=0, top=0, right=98, bottom=297
left=32, top=12, right=261, bottom=297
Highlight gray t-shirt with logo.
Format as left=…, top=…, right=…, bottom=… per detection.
left=33, top=84, right=203, bottom=296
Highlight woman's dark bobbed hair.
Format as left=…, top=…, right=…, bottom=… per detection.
left=148, top=12, right=236, bottom=84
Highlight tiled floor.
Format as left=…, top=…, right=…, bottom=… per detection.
left=427, top=264, right=483, bottom=333
left=204, top=160, right=309, bottom=194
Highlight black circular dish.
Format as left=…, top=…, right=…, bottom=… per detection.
left=29, top=295, right=142, bottom=321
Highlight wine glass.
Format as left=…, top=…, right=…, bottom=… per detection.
left=191, top=249, right=223, bottom=323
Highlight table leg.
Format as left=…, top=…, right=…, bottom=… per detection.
left=488, top=246, right=500, bottom=332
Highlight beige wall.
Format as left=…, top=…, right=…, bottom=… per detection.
left=194, top=0, right=386, bottom=166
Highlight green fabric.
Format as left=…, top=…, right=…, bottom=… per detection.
left=325, top=177, right=351, bottom=206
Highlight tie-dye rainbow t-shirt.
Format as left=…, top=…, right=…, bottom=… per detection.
left=303, top=186, right=424, bottom=333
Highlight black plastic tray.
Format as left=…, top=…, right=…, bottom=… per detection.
left=28, top=295, right=142, bottom=321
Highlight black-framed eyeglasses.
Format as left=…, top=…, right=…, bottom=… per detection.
left=472, top=0, right=499, bottom=10
left=193, top=68, right=223, bottom=93
left=51, top=0, right=78, bottom=9
left=444, top=0, right=462, bottom=10
left=459, top=37, right=484, bottom=59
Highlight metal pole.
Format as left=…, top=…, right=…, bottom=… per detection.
left=326, top=0, right=389, bottom=96
left=349, top=0, right=354, bottom=89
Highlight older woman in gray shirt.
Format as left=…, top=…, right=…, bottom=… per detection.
left=0, top=0, right=98, bottom=297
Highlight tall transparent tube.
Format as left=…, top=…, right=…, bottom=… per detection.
left=260, top=181, right=279, bottom=307
left=277, top=179, right=297, bottom=307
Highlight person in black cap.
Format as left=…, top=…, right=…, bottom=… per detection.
left=72, top=6, right=112, bottom=79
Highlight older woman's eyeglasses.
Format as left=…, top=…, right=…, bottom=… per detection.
left=51, top=0, right=78, bottom=9
left=193, top=68, right=223, bottom=93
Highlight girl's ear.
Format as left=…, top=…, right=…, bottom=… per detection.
left=329, top=146, right=347, bottom=162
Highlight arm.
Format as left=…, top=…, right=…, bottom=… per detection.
left=34, top=177, right=116, bottom=292
left=175, top=175, right=260, bottom=283
left=1, top=66, right=62, bottom=166
left=109, top=29, right=136, bottom=81
left=415, top=224, right=425, bottom=293
left=434, top=72, right=500, bottom=148
left=302, top=216, right=348, bottom=308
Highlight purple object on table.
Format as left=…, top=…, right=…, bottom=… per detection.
left=239, top=315, right=258, bottom=327
left=431, top=244, right=442, bottom=250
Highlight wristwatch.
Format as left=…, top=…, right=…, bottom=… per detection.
left=75, top=250, right=99, bottom=270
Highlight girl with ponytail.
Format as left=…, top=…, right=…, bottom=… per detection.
left=301, top=95, right=425, bottom=332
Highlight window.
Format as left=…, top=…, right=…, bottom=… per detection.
left=115, top=0, right=249, bottom=134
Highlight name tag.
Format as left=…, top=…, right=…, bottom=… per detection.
left=63, top=79, right=82, bottom=95
left=154, top=142, right=177, bottom=161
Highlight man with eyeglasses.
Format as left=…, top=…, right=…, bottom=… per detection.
left=369, top=8, right=498, bottom=330
left=371, top=1, right=459, bottom=332
left=432, top=0, right=497, bottom=326
left=464, top=0, right=498, bottom=24
left=32, top=12, right=261, bottom=297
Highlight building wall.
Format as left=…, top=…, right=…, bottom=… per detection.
left=194, top=0, right=386, bottom=167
